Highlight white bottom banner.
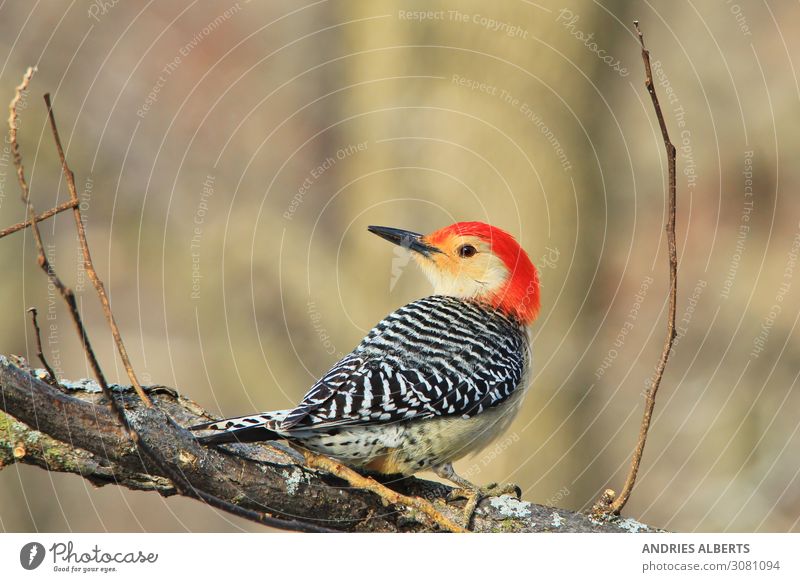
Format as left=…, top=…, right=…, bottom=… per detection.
left=2, top=533, right=798, bottom=581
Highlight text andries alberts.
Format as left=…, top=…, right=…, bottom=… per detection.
left=642, top=543, right=750, bottom=554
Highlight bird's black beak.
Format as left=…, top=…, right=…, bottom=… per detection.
left=367, top=225, right=441, bottom=257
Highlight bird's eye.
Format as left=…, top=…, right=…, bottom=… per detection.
left=458, top=244, right=477, bottom=258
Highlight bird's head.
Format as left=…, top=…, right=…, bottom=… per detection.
left=368, top=222, right=540, bottom=325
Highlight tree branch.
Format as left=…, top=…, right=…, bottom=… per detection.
left=26, top=307, right=57, bottom=383
left=0, top=200, right=78, bottom=240
left=0, top=355, right=660, bottom=533
left=43, top=94, right=152, bottom=407
left=595, top=22, right=679, bottom=517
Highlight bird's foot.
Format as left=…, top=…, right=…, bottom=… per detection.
left=434, top=462, right=521, bottom=529
left=447, top=482, right=522, bottom=528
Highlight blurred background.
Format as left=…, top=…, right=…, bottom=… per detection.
left=1, top=1, right=798, bottom=533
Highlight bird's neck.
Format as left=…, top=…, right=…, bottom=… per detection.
left=484, top=269, right=540, bottom=326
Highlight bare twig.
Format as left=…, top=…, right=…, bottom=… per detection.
left=6, top=73, right=144, bottom=482
left=601, top=22, right=678, bottom=516
left=0, top=200, right=78, bottom=239
left=26, top=308, right=57, bottom=382
left=8, top=67, right=36, bottom=203
left=43, top=94, right=152, bottom=408
left=9, top=68, right=125, bottom=433
left=302, top=449, right=468, bottom=533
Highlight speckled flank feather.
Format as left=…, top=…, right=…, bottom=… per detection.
left=193, top=295, right=531, bottom=472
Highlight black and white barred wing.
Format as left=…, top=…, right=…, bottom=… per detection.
left=279, top=296, right=529, bottom=432
left=279, top=353, right=373, bottom=429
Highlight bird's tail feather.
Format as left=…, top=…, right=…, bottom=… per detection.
left=189, top=410, right=290, bottom=446
left=194, top=425, right=281, bottom=445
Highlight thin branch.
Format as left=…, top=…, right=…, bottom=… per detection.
left=26, top=308, right=56, bottom=382
left=0, top=200, right=78, bottom=239
left=8, top=67, right=35, bottom=204
left=602, top=22, right=678, bottom=516
left=8, top=69, right=125, bottom=433
left=302, top=449, right=468, bottom=533
left=42, top=93, right=152, bottom=408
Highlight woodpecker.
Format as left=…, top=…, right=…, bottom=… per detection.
left=191, top=222, right=540, bottom=518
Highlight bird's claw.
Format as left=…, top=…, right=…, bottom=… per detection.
left=447, top=482, right=521, bottom=501
left=446, top=482, right=522, bottom=528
